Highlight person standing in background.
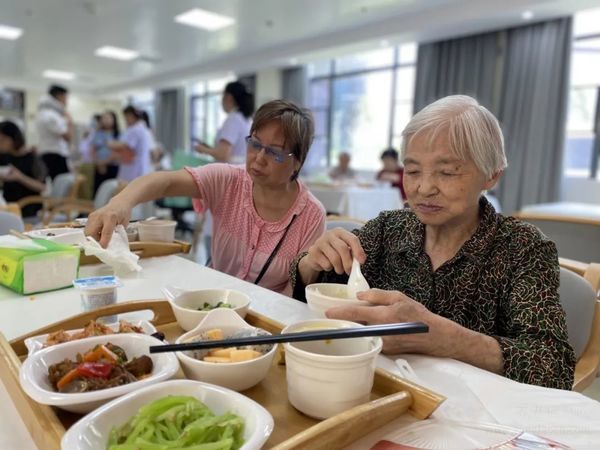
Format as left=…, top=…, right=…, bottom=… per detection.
left=108, top=106, right=152, bottom=182
left=195, top=81, right=253, bottom=164
left=377, top=147, right=406, bottom=201
left=329, top=152, right=356, bottom=180
left=77, top=114, right=101, bottom=200
left=36, top=84, right=73, bottom=179
left=92, top=111, right=120, bottom=194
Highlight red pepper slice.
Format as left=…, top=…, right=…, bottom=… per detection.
left=77, top=362, right=114, bottom=378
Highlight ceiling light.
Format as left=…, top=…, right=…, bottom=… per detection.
left=95, top=46, right=139, bottom=61
left=0, top=24, right=23, bottom=40
left=522, top=10, right=534, bottom=21
left=379, top=39, right=390, bottom=47
left=289, top=58, right=298, bottom=65
left=174, top=8, right=235, bottom=31
left=42, top=70, right=75, bottom=81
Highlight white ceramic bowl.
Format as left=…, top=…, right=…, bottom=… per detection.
left=136, top=219, right=176, bottom=242
left=61, top=379, right=274, bottom=450
left=305, top=283, right=365, bottom=317
left=26, top=228, right=87, bottom=246
left=23, top=319, right=157, bottom=356
left=19, top=333, right=179, bottom=414
left=176, top=309, right=277, bottom=391
left=165, top=286, right=251, bottom=332
left=282, top=319, right=382, bottom=419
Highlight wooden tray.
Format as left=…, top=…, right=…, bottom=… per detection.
left=79, top=240, right=192, bottom=265
left=1, top=300, right=445, bottom=450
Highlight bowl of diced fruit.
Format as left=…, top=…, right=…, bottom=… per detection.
left=162, top=285, right=251, bottom=332
left=175, top=309, right=276, bottom=391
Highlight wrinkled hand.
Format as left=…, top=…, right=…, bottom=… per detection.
left=85, top=200, right=131, bottom=248
left=326, top=288, right=452, bottom=356
left=0, top=165, right=23, bottom=182
left=302, top=228, right=366, bottom=275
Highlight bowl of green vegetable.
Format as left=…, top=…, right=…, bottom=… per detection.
left=61, top=379, right=273, bottom=450
left=162, top=285, right=251, bottom=332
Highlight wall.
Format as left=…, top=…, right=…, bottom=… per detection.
left=561, top=177, right=600, bottom=205
left=255, top=68, right=282, bottom=107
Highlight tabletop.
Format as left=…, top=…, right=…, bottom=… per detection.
left=1, top=256, right=600, bottom=449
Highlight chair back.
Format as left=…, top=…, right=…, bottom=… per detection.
left=49, top=173, right=75, bottom=198
left=559, top=267, right=597, bottom=359
left=93, top=179, right=120, bottom=210
left=0, top=211, right=24, bottom=235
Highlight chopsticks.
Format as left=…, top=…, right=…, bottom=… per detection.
left=148, top=322, right=428, bottom=354
left=9, top=229, right=33, bottom=240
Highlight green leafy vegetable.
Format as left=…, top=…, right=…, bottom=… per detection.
left=107, top=396, right=245, bottom=450
left=197, top=302, right=233, bottom=311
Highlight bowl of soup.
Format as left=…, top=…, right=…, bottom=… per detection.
left=305, top=283, right=365, bottom=317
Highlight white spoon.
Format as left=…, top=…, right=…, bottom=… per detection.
left=347, top=258, right=370, bottom=299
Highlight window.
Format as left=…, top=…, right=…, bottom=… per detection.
left=307, top=44, right=417, bottom=172
left=190, top=77, right=232, bottom=146
left=565, top=8, right=600, bottom=179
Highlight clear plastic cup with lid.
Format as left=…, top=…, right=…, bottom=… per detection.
left=72, top=276, right=122, bottom=323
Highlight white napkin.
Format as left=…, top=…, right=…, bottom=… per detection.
left=82, top=225, right=142, bottom=274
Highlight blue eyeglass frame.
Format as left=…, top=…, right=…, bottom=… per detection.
left=245, top=136, right=294, bottom=163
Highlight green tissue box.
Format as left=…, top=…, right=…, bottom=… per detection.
left=0, top=237, right=80, bottom=295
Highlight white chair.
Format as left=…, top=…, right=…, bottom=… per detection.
left=558, top=262, right=600, bottom=391
left=0, top=211, right=24, bottom=235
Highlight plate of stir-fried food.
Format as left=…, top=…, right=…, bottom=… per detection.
left=24, top=319, right=157, bottom=356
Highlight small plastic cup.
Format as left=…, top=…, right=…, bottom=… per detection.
left=72, top=276, right=122, bottom=323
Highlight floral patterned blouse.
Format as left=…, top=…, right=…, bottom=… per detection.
left=290, top=197, right=576, bottom=390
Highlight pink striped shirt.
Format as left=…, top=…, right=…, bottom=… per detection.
left=185, top=164, right=326, bottom=296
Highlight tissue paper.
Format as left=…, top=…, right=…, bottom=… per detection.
left=82, top=225, right=142, bottom=274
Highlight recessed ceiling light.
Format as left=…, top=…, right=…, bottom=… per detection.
left=289, top=57, right=298, bottom=65
left=42, top=70, right=75, bottom=81
left=174, top=8, right=235, bottom=31
left=522, top=10, right=534, bottom=21
left=379, top=39, right=390, bottom=47
left=0, top=24, right=23, bottom=40
left=95, top=46, right=139, bottom=61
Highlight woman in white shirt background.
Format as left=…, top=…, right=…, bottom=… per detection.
left=194, top=81, right=253, bottom=164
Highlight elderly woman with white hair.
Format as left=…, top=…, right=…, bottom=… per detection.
left=290, top=95, right=575, bottom=390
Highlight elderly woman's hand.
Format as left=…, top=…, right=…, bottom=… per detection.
left=325, top=288, right=454, bottom=356
left=298, top=228, right=367, bottom=285
left=85, top=199, right=132, bottom=248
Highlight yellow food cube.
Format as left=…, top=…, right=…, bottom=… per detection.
left=203, top=356, right=231, bottom=363
left=208, top=348, right=233, bottom=358
left=230, top=349, right=262, bottom=362
left=206, top=329, right=224, bottom=340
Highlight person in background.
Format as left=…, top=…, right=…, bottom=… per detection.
left=0, top=121, right=46, bottom=217
left=108, top=106, right=152, bottom=182
left=377, top=148, right=406, bottom=201
left=290, top=95, right=575, bottom=390
left=36, top=84, right=73, bottom=179
left=92, top=111, right=120, bottom=194
left=86, top=100, right=325, bottom=296
left=195, top=81, right=253, bottom=163
left=329, top=152, right=356, bottom=181
left=77, top=114, right=101, bottom=200
left=139, top=110, right=164, bottom=171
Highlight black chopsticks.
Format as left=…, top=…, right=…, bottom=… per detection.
left=148, top=322, right=429, bottom=354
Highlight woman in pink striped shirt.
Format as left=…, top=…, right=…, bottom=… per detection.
left=86, top=100, right=326, bottom=295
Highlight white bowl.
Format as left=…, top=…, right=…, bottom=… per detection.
left=19, top=333, right=179, bottom=413
left=23, top=320, right=157, bottom=356
left=165, top=286, right=251, bottom=332
left=282, top=319, right=382, bottom=419
left=61, top=379, right=274, bottom=450
left=176, top=309, right=277, bottom=391
left=305, top=283, right=365, bottom=317
left=26, top=228, right=87, bottom=246
left=136, top=219, right=176, bottom=242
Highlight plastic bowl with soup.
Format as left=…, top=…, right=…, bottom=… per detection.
left=305, top=283, right=365, bottom=317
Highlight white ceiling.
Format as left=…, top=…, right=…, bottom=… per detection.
left=0, top=0, right=599, bottom=95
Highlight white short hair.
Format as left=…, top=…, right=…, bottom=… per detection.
left=401, top=95, right=507, bottom=178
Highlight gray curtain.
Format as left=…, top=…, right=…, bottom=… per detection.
left=282, top=67, right=308, bottom=106
left=414, top=18, right=572, bottom=213
left=155, top=88, right=185, bottom=153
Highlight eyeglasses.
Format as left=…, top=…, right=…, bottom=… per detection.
left=245, top=136, right=294, bottom=164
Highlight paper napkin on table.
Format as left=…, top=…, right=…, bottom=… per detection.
left=82, top=225, right=142, bottom=274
